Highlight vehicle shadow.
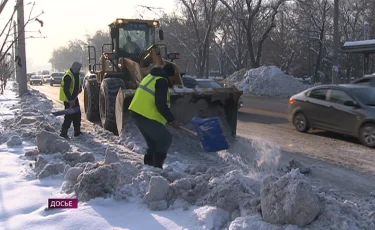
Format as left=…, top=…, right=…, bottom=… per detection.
left=237, top=111, right=289, bottom=125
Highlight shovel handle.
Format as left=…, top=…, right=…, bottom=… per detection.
left=178, top=126, right=198, bottom=136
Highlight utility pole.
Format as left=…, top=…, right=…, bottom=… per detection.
left=332, top=0, right=339, bottom=84
left=16, top=0, right=28, bottom=96
left=13, top=20, right=18, bottom=82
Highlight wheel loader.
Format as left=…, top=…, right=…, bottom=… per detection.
left=84, top=18, right=243, bottom=142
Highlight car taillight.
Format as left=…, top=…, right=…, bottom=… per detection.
left=289, top=98, right=296, bottom=104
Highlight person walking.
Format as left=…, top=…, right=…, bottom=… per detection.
left=128, top=63, right=180, bottom=169
left=59, top=62, right=83, bottom=139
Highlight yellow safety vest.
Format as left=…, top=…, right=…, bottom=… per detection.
left=59, top=69, right=82, bottom=102
left=128, top=74, right=171, bottom=125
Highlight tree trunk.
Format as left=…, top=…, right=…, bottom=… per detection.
left=246, top=28, right=257, bottom=68
left=313, top=42, right=324, bottom=83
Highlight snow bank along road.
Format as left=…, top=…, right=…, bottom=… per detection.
left=31, top=85, right=375, bottom=194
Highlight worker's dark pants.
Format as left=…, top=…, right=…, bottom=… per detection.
left=130, top=111, right=172, bottom=169
left=61, top=99, right=81, bottom=135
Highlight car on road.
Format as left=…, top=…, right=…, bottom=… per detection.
left=27, top=72, right=36, bottom=81
left=351, top=74, right=375, bottom=87
left=288, top=84, right=375, bottom=148
left=41, top=75, right=50, bottom=83
left=49, top=72, right=65, bottom=86
left=29, top=75, right=43, bottom=85
left=181, top=76, right=243, bottom=110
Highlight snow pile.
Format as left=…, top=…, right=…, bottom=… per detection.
left=193, top=206, right=230, bottom=230
left=144, top=176, right=170, bottom=210
left=1, top=84, right=375, bottom=230
left=260, top=169, right=323, bottom=227
left=226, top=66, right=310, bottom=97
left=36, top=130, right=70, bottom=153
left=6, top=135, right=23, bottom=147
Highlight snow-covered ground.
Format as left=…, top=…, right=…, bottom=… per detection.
left=1, top=81, right=374, bottom=230
left=224, top=66, right=310, bottom=98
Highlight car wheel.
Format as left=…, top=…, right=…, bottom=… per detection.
left=359, top=123, right=375, bottom=148
left=293, top=112, right=309, bottom=132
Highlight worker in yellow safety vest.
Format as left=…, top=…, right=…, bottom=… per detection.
left=128, top=63, right=180, bottom=169
left=59, top=62, right=83, bottom=139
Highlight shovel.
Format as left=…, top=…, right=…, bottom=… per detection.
left=51, top=106, right=81, bottom=116
left=177, top=117, right=229, bottom=152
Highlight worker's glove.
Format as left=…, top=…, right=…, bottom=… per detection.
left=169, top=120, right=180, bottom=129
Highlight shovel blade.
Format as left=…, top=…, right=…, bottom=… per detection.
left=191, top=117, right=229, bottom=152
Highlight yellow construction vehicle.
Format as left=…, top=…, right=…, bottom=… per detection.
left=84, top=18, right=242, bottom=141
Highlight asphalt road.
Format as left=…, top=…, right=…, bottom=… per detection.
left=238, top=95, right=375, bottom=174
left=31, top=84, right=375, bottom=185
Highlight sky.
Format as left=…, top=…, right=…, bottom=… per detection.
left=2, top=0, right=177, bottom=72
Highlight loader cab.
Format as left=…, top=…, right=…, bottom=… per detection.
left=109, top=19, right=164, bottom=62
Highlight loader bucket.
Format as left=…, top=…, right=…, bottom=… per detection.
left=115, top=86, right=243, bottom=143
left=169, top=86, right=243, bottom=143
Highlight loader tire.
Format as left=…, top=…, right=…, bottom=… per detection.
left=84, top=78, right=100, bottom=121
left=115, top=88, right=132, bottom=136
left=99, top=78, right=125, bottom=135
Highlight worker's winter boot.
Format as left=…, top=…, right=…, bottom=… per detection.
left=74, top=131, right=83, bottom=137
left=153, top=152, right=167, bottom=169
left=74, top=126, right=83, bottom=137
left=60, top=128, right=69, bottom=139
left=143, top=154, right=153, bottom=166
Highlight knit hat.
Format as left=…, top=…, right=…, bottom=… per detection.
left=71, top=62, right=82, bottom=73
left=163, top=63, right=175, bottom=76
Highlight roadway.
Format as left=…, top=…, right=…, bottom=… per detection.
left=238, top=95, right=375, bottom=174
left=30, top=83, right=375, bottom=194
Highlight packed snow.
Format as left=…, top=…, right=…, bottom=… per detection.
left=0, top=81, right=374, bottom=230
left=224, top=66, right=310, bottom=98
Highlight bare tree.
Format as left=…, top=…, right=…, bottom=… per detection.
left=179, top=0, right=219, bottom=77
left=0, top=1, right=44, bottom=93
left=290, top=0, right=332, bottom=83
left=219, top=0, right=286, bottom=68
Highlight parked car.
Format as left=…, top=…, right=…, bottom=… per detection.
left=288, top=84, right=375, bottom=148
left=351, top=74, right=375, bottom=86
left=181, top=76, right=243, bottom=110
left=29, top=75, right=43, bottom=85
left=50, top=72, right=65, bottom=86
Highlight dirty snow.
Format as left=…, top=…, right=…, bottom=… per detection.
left=0, top=81, right=374, bottom=230
left=225, top=66, right=310, bottom=98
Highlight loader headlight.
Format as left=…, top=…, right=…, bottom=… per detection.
left=117, top=19, right=123, bottom=24
left=153, top=21, right=159, bottom=26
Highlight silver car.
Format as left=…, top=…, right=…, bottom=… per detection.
left=50, top=72, right=65, bottom=86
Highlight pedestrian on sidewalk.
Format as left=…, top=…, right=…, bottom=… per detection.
left=128, top=63, right=180, bottom=169
left=59, top=62, right=83, bottom=139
